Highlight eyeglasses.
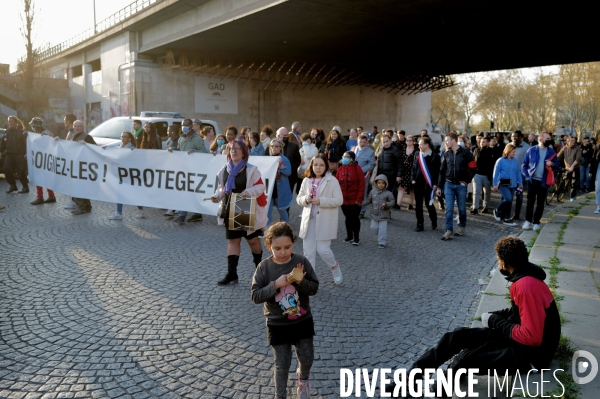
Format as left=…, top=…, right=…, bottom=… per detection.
left=230, top=147, right=242, bottom=152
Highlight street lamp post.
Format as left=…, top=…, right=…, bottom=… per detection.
left=93, top=0, right=97, bottom=34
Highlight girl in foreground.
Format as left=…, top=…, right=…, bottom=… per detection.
left=251, top=222, right=319, bottom=399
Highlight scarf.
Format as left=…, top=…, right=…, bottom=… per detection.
left=224, top=159, right=247, bottom=194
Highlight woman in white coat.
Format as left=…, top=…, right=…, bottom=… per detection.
left=297, top=153, right=344, bottom=284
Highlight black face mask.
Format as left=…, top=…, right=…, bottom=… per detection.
left=499, top=268, right=511, bottom=277
left=544, top=139, right=553, bottom=147
left=282, top=137, right=289, bottom=144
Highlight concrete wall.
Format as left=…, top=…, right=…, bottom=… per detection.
left=131, top=65, right=431, bottom=135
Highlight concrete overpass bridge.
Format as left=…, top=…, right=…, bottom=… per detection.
left=35, top=0, right=590, bottom=133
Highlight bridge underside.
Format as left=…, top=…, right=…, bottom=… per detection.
left=138, top=0, right=596, bottom=84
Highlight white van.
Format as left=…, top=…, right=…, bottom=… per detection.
left=89, top=114, right=220, bottom=149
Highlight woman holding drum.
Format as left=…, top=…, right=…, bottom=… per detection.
left=212, top=141, right=268, bottom=285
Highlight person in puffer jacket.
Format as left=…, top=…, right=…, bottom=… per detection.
left=336, top=151, right=365, bottom=246
left=362, top=174, right=395, bottom=248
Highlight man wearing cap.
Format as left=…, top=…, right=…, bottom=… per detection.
left=172, top=118, right=208, bottom=223
left=29, top=117, right=57, bottom=205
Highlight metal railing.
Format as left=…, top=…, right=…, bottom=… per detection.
left=37, top=0, right=159, bottom=61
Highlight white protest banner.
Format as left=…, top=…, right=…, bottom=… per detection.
left=27, top=134, right=279, bottom=215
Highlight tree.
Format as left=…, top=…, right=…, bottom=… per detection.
left=516, top=68, right=556, bottom=133
left=431, top=85, right=462, bottom=133
left=18, top=0, right=41, bottom=118
left=452, top=73, right=487, bottom=133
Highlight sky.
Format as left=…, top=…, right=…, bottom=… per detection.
left=1, top=0, right=126, bottom=70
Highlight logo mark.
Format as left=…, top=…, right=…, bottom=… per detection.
left=572, top=350, right=598, bottom=384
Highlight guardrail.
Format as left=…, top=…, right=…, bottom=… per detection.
left=37, top=0, right=159, bottom=61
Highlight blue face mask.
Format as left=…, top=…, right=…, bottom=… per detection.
left=303, top=142, right=309, bottom=147
left=217, top=139, right=225, bottom=146
left=182, top=126, right=190, bottom=134
left=341, top=158, right=350, bottom=165
left=458, top=141, right=465, bottom=148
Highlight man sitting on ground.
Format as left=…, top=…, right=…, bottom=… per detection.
left=390, top=236, right=561, bottom=397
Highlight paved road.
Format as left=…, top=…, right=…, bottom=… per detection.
left=0, top=180, right=546, bottom=398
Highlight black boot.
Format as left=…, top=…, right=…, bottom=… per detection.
left=415, top=224, right=424, bottom=232
left=252, top=251, right=263, bottom=268
left=218, top=255, right=239, bottom=285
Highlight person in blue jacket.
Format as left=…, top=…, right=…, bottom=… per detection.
left=492, top=144, right=523, bottom=226
left=267, top=139, right=293, bottom=227
left=521, top=132, right=560, bottom=231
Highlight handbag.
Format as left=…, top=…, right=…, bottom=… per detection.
left=370, top=165, right=378, bottom=184
left=499, top=178, right=511, bottom=186
left=545, top=153, right=556, bottom=186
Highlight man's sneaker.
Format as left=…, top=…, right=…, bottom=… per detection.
left=188, top=214, right=203, bottom=222
left=470, top=208, right=478, bottom=215
left=18, top=188, right=29, bottom=194
left=30, top=198, right=44, bottom=205
left=343, top=237, right=353, bottom=243
left=503, top=220, right=517, bottom=227
left=108, top=213, right=123, bottom=220
left=44, top=197, right=56, bottom=203
left=164, top=209, right=174, bottom=216
left=378, top=244, right=385, bottom=249
left=174, top=215, right=185, bottom=224
left=533, top=224, right=541, bottom=231
left=296, top=369, right=310, bottom=399
left=454, top=226, right=465, bottom=236
left=441, top=230, right=453, bottom=241
left=352, top=240, right=360, bottom=246
left=64, top=202, right=77, bottom=209
left=331, top=263, right=343, bottom=284
left=481, top=208, right=489, bottom=214
left=522, top=221, right=532, bottom=230
left=135, top=210, right=145, bottom=219
left=595, top=207, right=600, bottom=214
left=492, top=209, right=501, bottom=221
left=5, top=186, right=18, bottom=194
left=415, top=225, right=424, bottom=232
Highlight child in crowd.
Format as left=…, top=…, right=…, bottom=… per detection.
left=251, top=222, right=319, bottom=399
left=298, top=133, right=318, bottom=177
left=362, top=174, right=395, bottom=248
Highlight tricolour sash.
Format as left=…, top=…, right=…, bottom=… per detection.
left=418, top=152, right=435, bottom=206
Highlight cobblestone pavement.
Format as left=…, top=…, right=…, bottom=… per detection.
left=0, top=179, right=557, bottom=398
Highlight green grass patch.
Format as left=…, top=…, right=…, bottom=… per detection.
left=482, top=292, right=504, bottom=296
left=470, top=316, right=482, bottom=321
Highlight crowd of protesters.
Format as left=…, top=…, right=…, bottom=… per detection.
left=4, top=114, right=595, bottom=398
left=3, top=115, right=600, bottom=226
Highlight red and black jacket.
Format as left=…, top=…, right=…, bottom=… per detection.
left=336, top=163, right=365, bottom=205
left=488, top=262, right=561, bottom=369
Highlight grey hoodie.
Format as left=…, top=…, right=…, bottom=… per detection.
left=362, top=174, right=395, bottom=221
